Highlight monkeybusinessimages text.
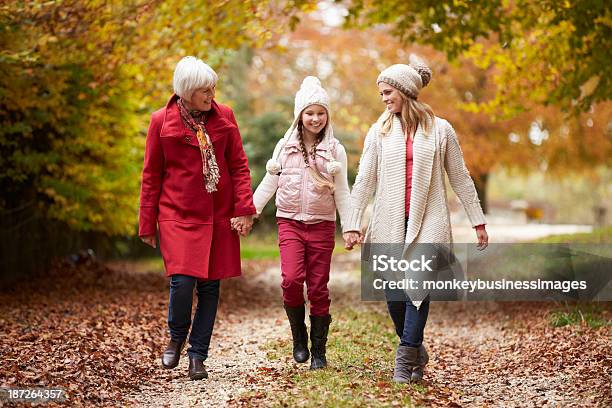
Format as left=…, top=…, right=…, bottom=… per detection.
left=370, top=255, right=587, bottom=293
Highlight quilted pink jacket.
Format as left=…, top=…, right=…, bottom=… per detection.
left=253, top=138, right=351, bottom=226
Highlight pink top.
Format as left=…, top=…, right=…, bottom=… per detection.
left=406, top=133, right=485, bottom=230
left=405, top=135, right=414, bottom=217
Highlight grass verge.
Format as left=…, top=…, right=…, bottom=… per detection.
left=549, top=303, right=611, bottom=329
left=533, top=226, right=612, bottom=243
left=534, top=227, right=611, bottom=329
left=240, top=234, right=349, bottom=261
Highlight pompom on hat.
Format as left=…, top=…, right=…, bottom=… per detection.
left=266, top=76, right=341, bottom=176
left=376, top=56, right=432, bottom=99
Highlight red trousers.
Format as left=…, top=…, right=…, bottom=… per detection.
left=277, top=218, right=336, bottom=316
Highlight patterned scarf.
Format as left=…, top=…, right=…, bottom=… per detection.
left=177, top=98, right=220, bottom=193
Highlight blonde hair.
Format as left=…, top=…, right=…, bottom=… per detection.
left=380, top=90, right=434, bottom=137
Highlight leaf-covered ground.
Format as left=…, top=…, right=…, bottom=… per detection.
left=0, top=254, right=610, bottom=407
left=0, top=257, right=285, bottom=407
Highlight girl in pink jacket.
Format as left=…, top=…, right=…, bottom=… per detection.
left=253, top=76, right=351, bottom=369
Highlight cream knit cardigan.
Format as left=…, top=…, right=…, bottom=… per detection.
left=346, top=114, right=486, bottom=245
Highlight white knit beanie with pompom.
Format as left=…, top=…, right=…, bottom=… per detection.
left=266, top=76, right=341, bottom=176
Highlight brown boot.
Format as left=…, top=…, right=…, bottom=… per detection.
left=393, top=345, right=417, bottom=383
left=410, top=344, right=429, bottom=382
left=161, top=339, right=185, bottom=369
left=188, top=356, right=208, bottom=380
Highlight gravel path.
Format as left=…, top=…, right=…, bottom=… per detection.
left=124, top=262, right=289, bottom=407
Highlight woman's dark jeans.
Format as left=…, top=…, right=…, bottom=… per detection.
left=168, top=274, right=220, bottom=361
left=384, top=216, right=431, bottom=347
left=386, top=293, right=430, bottom=347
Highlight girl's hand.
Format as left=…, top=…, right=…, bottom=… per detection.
left=140, top=235, right=157, bottom=248
left=476, top=227, right=488, bottom=250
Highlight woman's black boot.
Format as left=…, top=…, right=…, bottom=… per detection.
left=284, top=304, right=310, bottom=363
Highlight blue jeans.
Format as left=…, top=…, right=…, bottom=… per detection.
left=386, top=294, right=430, bottom=347
left=168, top=275, right=220, bottom=360
left=386, top=215, right=430, bottom=346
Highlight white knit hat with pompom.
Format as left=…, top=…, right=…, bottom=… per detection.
left=266, top=76, right=341, bottom=176
left=293, top=76, right=330, bottom=118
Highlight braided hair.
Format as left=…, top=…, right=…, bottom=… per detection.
left=297, top=120, right=335, bottom=192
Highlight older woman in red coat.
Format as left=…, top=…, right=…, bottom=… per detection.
left=139, top=56, right=255, bottom=380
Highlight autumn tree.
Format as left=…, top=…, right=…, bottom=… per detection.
left=338, top=0, right=611, bottom=117
left=0, top=0, right=306, bottom=279
left=277, top=2, right=611, bottom=213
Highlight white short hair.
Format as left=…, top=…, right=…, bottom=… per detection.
left=173, top=56, right=218, bottom=100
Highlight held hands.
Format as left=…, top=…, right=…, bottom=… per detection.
left=342, top=231, right=363, bottom=250
left=140, top=215, right=256, bottom=246
left=231, top=215, right=254, bottom=236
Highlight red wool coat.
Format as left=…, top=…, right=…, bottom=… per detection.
left=139, top=95, right=256, bottom=280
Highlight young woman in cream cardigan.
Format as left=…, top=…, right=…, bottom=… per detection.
left=343, top=60, right=489, bottom=383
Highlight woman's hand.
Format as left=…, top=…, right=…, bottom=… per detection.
left=140, top=235, right=157, bottom=248
left=343, top=231, right=362, bottom=250
left=476, top=227, right=488, bottom=250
